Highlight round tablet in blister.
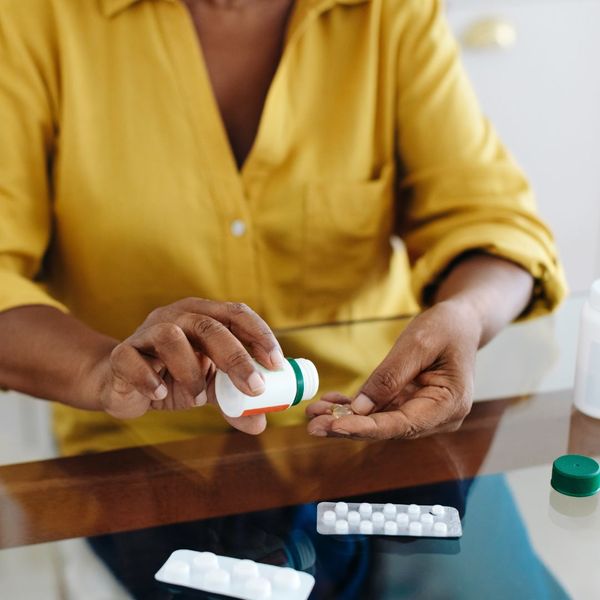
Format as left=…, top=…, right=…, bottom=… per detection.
left=335, top=502, right=349, bottom=517
left=192, top=552, right=218, bottom=572
left=409, top=521, right=423, bottom=535
left=434, top=521, right=448, bottom=536
left=408, top=504, right=421, bottom=518
left=244, top=575, right=272, bottom=599
left=383, top=503, right=397, bottom=518
left=232, top=559, right=259, bottom=581
left=432, top=504, right=445, bottom=516
left=358, top=502, right=372, bottom=517
left=323, top=510, right=336, bottom=526
left=347, top=510, right=361, bottom=526
left=420, top=513, right=434, bottom=526
left=272, top=567, right=301, bottom=590
left=165, top=559, right=190, bottom=579
left=384, top=521, right=398, bottom=535
left=396, top=513, right=409, bottom=527
left=335, top=519, right=349, bottom=534
left=371, top=512, right=385, bottom=526
left=359, top=520, right=373, bottom=534
left=204, top=568, right=230, bottom=588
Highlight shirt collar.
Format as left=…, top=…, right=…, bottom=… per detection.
left=100, top=0, right=368, bottom=18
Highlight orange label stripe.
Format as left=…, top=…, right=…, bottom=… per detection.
left=242, top=404, right=290, bottom=416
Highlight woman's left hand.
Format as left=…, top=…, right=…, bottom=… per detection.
left=306, top=300, right=482, bottom=440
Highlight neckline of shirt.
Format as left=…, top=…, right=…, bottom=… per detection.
left=99, top=0, right=370, bottom=19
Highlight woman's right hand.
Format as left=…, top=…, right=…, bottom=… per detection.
left=89, top=298, right=285, bottom=434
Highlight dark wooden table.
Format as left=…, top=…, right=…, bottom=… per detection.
left=1, top=387, right=598, bottom=550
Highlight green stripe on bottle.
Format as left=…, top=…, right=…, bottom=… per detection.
left=287, top=358, right=304, bottom=406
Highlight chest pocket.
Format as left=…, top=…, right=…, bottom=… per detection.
left=302, top=164, right=395, bottom=315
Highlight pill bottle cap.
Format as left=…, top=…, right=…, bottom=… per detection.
left=589, top=280, right=600, bottom=311
left=287, top=358, right=319, bottom=405
left=551, top=454, right=600, bottom=497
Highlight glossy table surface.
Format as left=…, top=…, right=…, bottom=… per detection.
left=1, top=295, right=599, bottom=599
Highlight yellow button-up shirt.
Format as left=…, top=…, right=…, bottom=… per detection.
left=0, top=0, right=566, bottom=455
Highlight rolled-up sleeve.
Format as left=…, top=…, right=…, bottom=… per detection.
left=0, top=6, right=66, bottom=314
left=396, top=0, right=567, bottom=318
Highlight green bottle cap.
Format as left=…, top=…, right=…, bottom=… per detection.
left=551, top=454, right=600, bottom=497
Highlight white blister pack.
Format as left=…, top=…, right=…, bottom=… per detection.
left=317, top=501, right=462, bottom=538
left=155, top=549, right=315, bottom=600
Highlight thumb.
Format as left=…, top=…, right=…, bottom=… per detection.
left=206, top=378, right=267, bottom=436
left=350, top=335, right=429, bottom=416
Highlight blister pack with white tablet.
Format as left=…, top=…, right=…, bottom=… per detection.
left=155, top=549, right=315, bottom=600
left=317, top=501, right=462, bottom=538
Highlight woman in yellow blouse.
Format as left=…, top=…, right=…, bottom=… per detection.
left=0, top=0, right=565, bottom=455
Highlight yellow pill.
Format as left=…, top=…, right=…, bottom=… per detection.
left=332, top=404, right=354, bottom=419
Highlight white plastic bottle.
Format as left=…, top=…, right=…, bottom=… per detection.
left=573, top=280, right=600, bottom=418
left=215, top=358, right=319, bottom=418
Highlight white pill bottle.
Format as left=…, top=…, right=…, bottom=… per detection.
left=215, top=358, right=319, bottom=418
left=574, top=280, right=600, bottom=418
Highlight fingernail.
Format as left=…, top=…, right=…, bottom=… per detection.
left=269, top=348, right=286, bottom=369
left=247, top=371, right=265, bottom=393
left=352, top=393, right=375, bottom=415
left=332, top=428, right=350, bottom=436
left=309, top=429, right=327, bottom=437
left=154, top=384, right=168, bottom=401
left=194, top=391, right=207, bottom=406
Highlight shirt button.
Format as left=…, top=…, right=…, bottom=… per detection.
left=230, top=219, right=246, bottom=237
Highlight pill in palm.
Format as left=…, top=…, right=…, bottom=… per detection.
left=331, top=404, right=354, bottom=418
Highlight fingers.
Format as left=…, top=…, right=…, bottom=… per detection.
left=306, top=414, right=337, bottom=437
left=206, top=381, right=267, bottom=435
left=109, top=343, right=167, bottom=403
left=219, top=412, right=268, bottom=436
left=308, top=304, right=478, bottom=441
left=127, top=323, right=207, bottom=408
left=141, top=299, right=285, bottom=398
left=102, top=344, right=166, bottom=419
left=173, top=313, right=270, bottom=397
left=305, top=392, right=351, bottom=418
left=105, top=298, right=282, bottom=432
left=320, top=391, right=352, bottom=405
left=154, top=299, right=285, bottom=370
left=193, top=390, right=208, bottom=407
left=107, top=388, right=156, bottom=420
left=351, top=363, right=421, bottom=416
left=344, top=394, right=451, bottom=439
left=350, top=327, right=439, bottom=416
left=310, top=387, right=470, bottom=440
